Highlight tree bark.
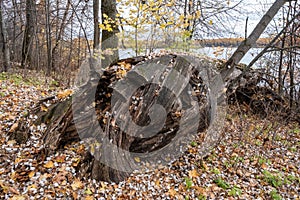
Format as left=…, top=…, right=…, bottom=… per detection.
left=0, top=0, right=10, bottom=72
left=21, top=0, right=36, bottom=68
left=93, top=0, right=100, bottom=49
left=13, top=54, right=225, bottom=182
left=101, top=0, right=119, bottom=68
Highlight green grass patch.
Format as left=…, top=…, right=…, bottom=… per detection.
left=228, top=186, right=242, bottom=197
left=214, top=178, right=231, bottom=189
left=184, top=177, right=193, bottom=190
left=212, top=168, right=220, bottom=175
left=190, top=141, right=197, bottom=147
left=270, top=189, right=282, bottom=200
left=262, top=170, right=283, bottom=188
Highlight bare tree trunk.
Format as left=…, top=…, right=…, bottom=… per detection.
left=93, top=0, right=100, bottom=49
left=221, top=0, right=291, bottom=80
left=101, top=0, right=119, bottom=68
left=51, top=0, right=71, bottom=72
left=0, top=0, right=10, bottom=72
left=45, top=0, right=52, bottom=75
left=21, top=0, right=36, bottom=68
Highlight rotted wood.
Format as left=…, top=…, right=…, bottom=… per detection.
left=11, top=54, right=223, bottom=182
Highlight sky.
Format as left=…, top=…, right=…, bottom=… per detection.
left=234, top=0, right=277, bottom=37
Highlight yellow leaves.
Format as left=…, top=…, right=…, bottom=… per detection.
left=98, top=181, right=107, bottom=191
left=40, top=104, right=48, bottom=112
left=116, top=69, right=127, bottom=79
left=71, top=178, right=84, bottom=190
left=102, top=13, right=108, bottom=19
left=134, top=156, right=141, bottom=163
left=28, top=171, right=35, bottom=179
left=155, top=179, right=160, bottom=186
left=99, top=24, right=106, bottom=29
left=118, top=61, right=131, bottom=70
left=195, top=10, right=201, bottom=18
left=179, top=15, right=185, bottom=22
left=208, top=19, right=214, bottom=25
left=57, top=89, right=73, bottom=99
left=43, top=160, right=54, bottom=169
left=71, top=157, right=81, bottom=167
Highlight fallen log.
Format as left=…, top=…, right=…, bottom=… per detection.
left=11, top=54, right=227, bottom=182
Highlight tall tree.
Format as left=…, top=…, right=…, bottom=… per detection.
left=221, top=0, right=293, bottom=80
left=0, top=0, right=10, bottom=72
left=93, top=0, right=100, bottom=49
left=21, top=0, right=36, bottom=68
left=101, top=0, right=119, bottom=68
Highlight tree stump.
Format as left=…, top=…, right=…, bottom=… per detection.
left=12, top=54, right=227, bottom=182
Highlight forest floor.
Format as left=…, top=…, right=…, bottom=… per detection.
left=0, top=70, right=299, bottom=200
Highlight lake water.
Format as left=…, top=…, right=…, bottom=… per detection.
left=119, top=47, right=262, bottom=66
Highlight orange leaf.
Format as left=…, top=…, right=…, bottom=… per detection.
left=188, top=169, right=199, bottom=178
left=57, top=89, right=73, bottom=99
left=28, top=171, right=35, bottom=178
left=168, top=187, right=177, bottom=197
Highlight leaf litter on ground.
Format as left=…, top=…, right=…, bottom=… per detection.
left=0, top=70, right=299, bottom=199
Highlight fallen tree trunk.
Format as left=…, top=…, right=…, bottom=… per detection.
left=11, top=54, right=228, bottom=182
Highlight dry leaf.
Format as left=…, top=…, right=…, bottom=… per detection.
left=28, top=171, right=35, bottom=178
left=57, top=89, right=73, bottom=99
left=9, top=123, right=18, bottom=133
left=168, top=187, right=177, bottom=197
left=9, top=187, right=20, bottom=194
left=71, top=178, right=84, bottom=190
left=44, top=160, right=54, bottom=169
left=261, top=163, right=268, bottom=169
left=116, top=69, right=127, bottom=78
left=55, top=155, right=66, bottom=163
left=188, top=169, right=199, bottom=178
left=84, top=196, right=94, bottom=200
left=134, top=157, right=141, bottom=163
left=9, top=195, right=25, bottom=200
left=155, top=179, right=160, bottom=186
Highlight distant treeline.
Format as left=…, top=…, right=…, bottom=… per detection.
left=196, top=38, right=272, bottom=47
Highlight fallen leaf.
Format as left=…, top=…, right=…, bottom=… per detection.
left=71, top=178, right=84, bottom=190
left=28, top=171, right=35, bottom=178
left=57, top=89, right=73, bottom=99
left=55, top=155, right=66, bottom=163
left=134, top=157, right=141, bottom=163
left=261, top=163, right=268, bottom=169
left=44, top=160, right=54, bottom=169
left=9, top=195, right=25, bottom=200
left=84, top=196, right=94, bottom=200
left=9, top=123, right=18, bottom=133
left=188, top=169, right=199, bottom=178
left=168, top=187, right=177, bottom=197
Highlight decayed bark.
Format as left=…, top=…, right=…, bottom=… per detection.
left=12, top=54, right=224, bottom=182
